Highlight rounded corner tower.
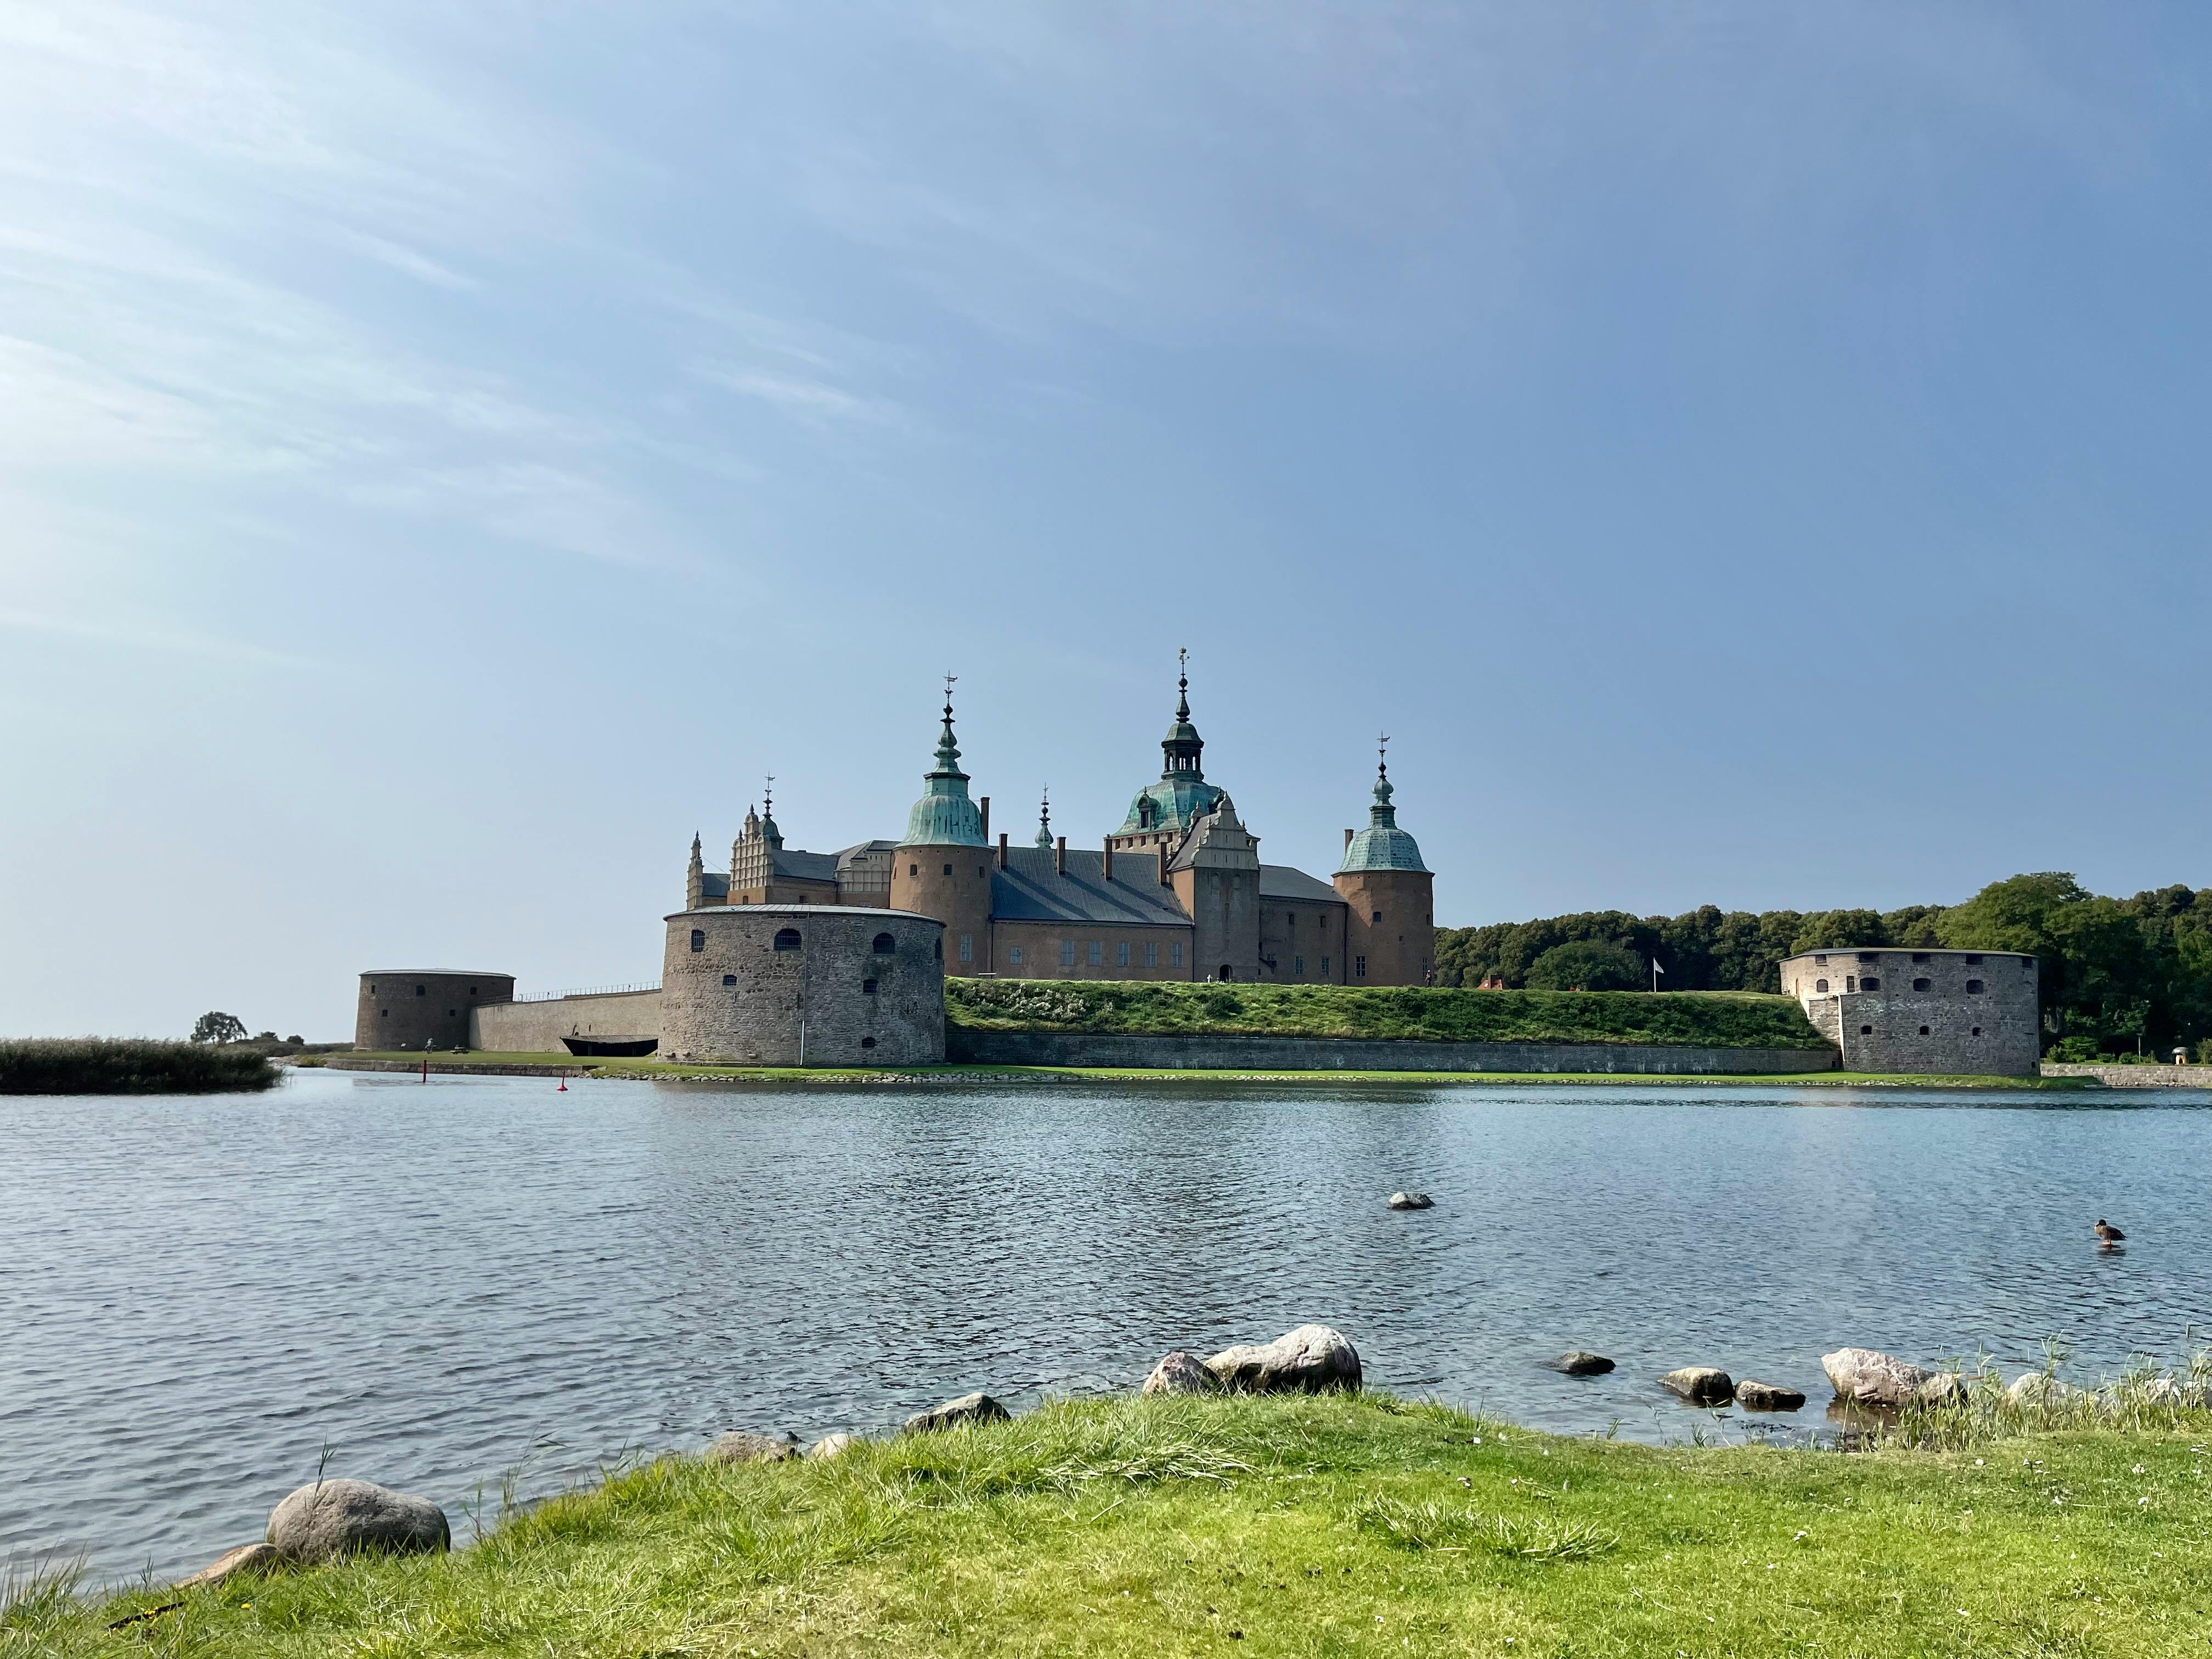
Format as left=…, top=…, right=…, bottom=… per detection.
left=887, top=685, right=995, bottom=974
left=1334, top=749, right=1435, bottom=986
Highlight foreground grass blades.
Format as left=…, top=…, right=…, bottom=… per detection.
left=17, top=1394, right=2212, bottom=1657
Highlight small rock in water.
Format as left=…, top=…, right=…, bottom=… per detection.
left=266, top=1479, right=449, bottom=1565
left=1660, top=1367, right=1735, bottom=1405
left=806, top=1432, right=862, bottom=1460
left=1548, top=1352, right=1616, bottom=1377
left=1206, top=1324, right=1363, bottom=1394
left=1822, top=1347, right=1957, bottom=1408
left=1386, top=1192, right=1435, bottom=1210
left=1142, top=1351, right=1224, bottom=1396
left=709, top=1431, right=798, bottom=1464
left=1734, top=1379, right=1806, bottom=1412
left=177, top=1543, right=281, bottom=1590
left=903, top=1391, right=1013, bottom=1434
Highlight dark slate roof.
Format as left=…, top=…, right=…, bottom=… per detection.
left=699, top=872, right=731, bottom=899
left=836, top=839, right=897, bottom=867
left=990, top=845, right=1192, bottom=927
left=1259, top=864, right=1344, bottom=905
left=771, top=848, right=840, bottom=883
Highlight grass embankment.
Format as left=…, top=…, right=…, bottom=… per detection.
left=0, top=1039, right=278, bottom=1095
left=25, top=1393, right=2212, bottom=1657
left=949, top=981, right=1829, bottom=1049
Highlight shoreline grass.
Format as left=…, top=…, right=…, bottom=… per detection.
left=0, top=1038, right=278, bottom=1096
left=20, top=1392, right=2212, bottom=1656
left=308, top=1052, right=2093, bottom=1090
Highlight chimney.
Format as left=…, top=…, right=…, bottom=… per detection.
left=980, top=796, right=990, bottom=840
left=1160, top=844, right=1173, bottom=885
left=1103, top=841, right=1115, bottom=882
left=997, top=832, right=1009, bottom=869
left=1056, top=835, right=1067, bottom=876
left=1344, top=827, right=1355, bottom=851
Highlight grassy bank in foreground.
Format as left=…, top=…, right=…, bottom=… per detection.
left=311, top=1053, right=2089, bottom=1089
left=947, top=980, right=1828, bottom=1048
left=26, top=1394, right=2212, bottom=1657
left=0, top=1038, right=278, bottom=1095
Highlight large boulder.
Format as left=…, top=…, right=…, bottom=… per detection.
left=1142, top=1351, right=1224, bottom=1396
left=266, top=1479, right=449, bottom=1564
left=1205, top=1324, right=1362, bottom=1394
left=177, top=1542, right=281, bottom=1590
left=709, top=1431, right=797, bottom=1464
left=1386, top=1192, right=1435, bottom=1211
left=1660, top=1367, right=1734, bottom=1405
left=1734, top=1379, right=1807, bottom=1412
left=1821, top=1348, right=1963, bottom=1409
left=1548, top=1351, right=1615, bottom=1377
left=902, top=1392, right=1012, bottom=1434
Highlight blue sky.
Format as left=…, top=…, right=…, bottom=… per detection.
left=5, top=2, right=2207, bottom=1039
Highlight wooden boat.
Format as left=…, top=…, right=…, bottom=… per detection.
left=560, top=1035, right=659, bottom=1058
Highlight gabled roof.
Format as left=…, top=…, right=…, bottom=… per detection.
left=699, top=872, right=731, bottom=899
left=770, top=848, right=840, bottom=884
left=1259, top=864, right=1343, bottom=905
left=990, top=845, right=1193, bottom=927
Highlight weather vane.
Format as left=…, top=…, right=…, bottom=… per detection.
left=763, top=773, right=775, bottom=815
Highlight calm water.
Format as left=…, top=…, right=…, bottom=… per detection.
left=5, top=1068, right=2210, bottom=1581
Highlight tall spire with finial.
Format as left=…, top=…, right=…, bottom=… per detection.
left=898, top=674, right=986, bottom=847
left=1338, top=733, right=1429, bottom=873
left=1035, top=785, right=1053, bottom=848
left=758, top=774, right=781, bottom=846
left=1160, top=647, right=1204, bottom=780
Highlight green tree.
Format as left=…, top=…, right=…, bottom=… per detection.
left=1525, top=939, right=1647, bottom=991
left=190, top=1011, right=247, bottom=1045
left=1790, top=910, right=1888, bottom=953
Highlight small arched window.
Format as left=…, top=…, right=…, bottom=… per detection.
left=872, top=932, right=896, bottom=954
left=690, top=930, right=704, bottom=952
left=1859, top=1024, right=1874, bottom=1035
left=1912, top=977, right=1932, bottom=992
left=1918, top=1025, right=1931, bottom=1036
left=934, top=938, right=943, bottom=961
left=861, top=1036, right=878, bottom=1049
left=942, top=863, right=953, bottom=877
left=1965, top=978, right=1984, bottom=994
left=1814, top=979, right=1829, bottom=993
left=774, top=928, right=802, bottom=952
left=722, top=974, right=737, bottom=986
left=1861, top=977, right=1881, bottom=991
left=862, top=978, right=877, bottom=995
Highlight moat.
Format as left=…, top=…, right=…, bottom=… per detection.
left=6, top=1068, right=2210, bottom=1581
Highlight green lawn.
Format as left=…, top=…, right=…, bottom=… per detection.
left=947, top=981, right=1829, bottom=1049
left=24, top=1393, right=2211, bottom=1657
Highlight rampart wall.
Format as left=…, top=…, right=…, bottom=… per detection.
left=471, top=989, right=665, bottom=1053
left=946, top=1030, right=1838, bottom=1074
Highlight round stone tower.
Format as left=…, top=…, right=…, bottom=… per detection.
left=888, top=684, right=995, bottom=974
left=661, top=905, right=944, bottom=1065
left=356, top=970, right=515, bottom=1051
left=1333, top=747, right=1435, bottom=986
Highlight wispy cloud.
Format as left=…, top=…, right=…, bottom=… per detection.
left=332, top=228, right=479, bottom=291
left=0, top=606, right=319, bottom=669
left=693, top=363, right=900, bottom=425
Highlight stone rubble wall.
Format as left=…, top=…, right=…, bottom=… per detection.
left=471, top=989, right=665, bottom=1053
left=947, top=1030, right=1838, bottom=1074
left=2040, top=1063, right=2212, bottom=1088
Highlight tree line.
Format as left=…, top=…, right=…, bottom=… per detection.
left=1433, top=872, right=2212, bottom=1059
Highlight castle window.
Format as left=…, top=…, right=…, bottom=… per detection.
left=959, top=933, right=973, bottom=963
left=1144, top=942, right=1157, bottom=968
left=1971, top=1026, right=1982, bottom=1037
left=1913, top=977, right=1932, bottom=991
left=1912, top=952, right=1931, bottom=963
left=1918, top=1025, right=1931, bottom=1036
left=1861, top=977, right=1881, bottom=991
left=1171, top=942, right=1183, bottom=967
left=934, top=939, right=942, bottom=960
left=1118, top=941, right=1130, bottom=967
left=690, top=931, right=705, bottom=952
left=1009, top=946, right=1023, bottom=966
left=1815, top=979, right=1829, bottom=993
left=1356, top=955, right=1368, bottom=978
left=1963, top=953, right=1984, bottom=964
left=723, top=974, right=737, bottom=986
left=943, top=863, right=953, bottom=877
left=416, top=985, right=426, bottom=996
left=910, top=864, right=918, bottom=877
left=1860, top=1024, right=1874, bottom=1035
left=1372, top=910, right=1383, bottom=924
left=873, top=933, right=896, bottom=954
left=1320, top=956, right=1329, bottom=974
left=380, top=1008, right=388, bottom=1019
left=1857, top=952, right=1880, bottom=964
left=1965, top=979, right=1984, bottom=994
left=1288, top=913, right=1296, bottom=929
left=1813, top=955, right=1827, bottom=965
left=1846, top=976, right=1857, bottom=992
left=1295, top=956, right=1305, bottom=975
left=1219, top=963, right=1233, bottom=981
left=1062, top=940, right=1076, bottom=966
left=1088, top=941, right=1103, bottom=966
left=468, top=986, right=476, bottom=996
left=862, top=978, right=877, bottom=994
left=774, top=928, right=802, bottom=951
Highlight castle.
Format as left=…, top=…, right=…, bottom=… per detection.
left=684, top=663, right=1437, bottom=988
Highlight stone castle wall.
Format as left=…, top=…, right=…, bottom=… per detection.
left=1782, top=948, right=2039, bottom=1076
left=471, top=989, right=664, bottom=1053
left=661, top=905, right=944, bottom=1066
left=947, top=1029, right=1838, bottom=1074
left=356, top=972, right=515, bottom=1051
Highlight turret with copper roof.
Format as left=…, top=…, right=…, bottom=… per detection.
left=1110, top=649, right=1228, bottom=855
left=1333, top=737, right=1435, bottom=985
left=889, top=677, right=994, bottom=972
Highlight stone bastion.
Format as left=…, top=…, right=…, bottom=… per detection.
left=1780, top=947, right=2039, bottom=1075
left=356, top=970, right=516, bottom=1052
left=660, top=905, right=946, bottom=1066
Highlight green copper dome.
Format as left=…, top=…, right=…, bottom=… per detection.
left=1338, top=760, right=1429, bottom=874
left=899, top=693, right=986, bottom=848
left=1116, top=661, right=1226, bottom=836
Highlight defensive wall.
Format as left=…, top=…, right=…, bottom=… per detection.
left=1782, top=947, right=2039, bottom=1076
left=946, top=1030, right=1838, bottom=1074
left=662, top=905, right=945, bottom=1066
left=2041, top=1063, right=2212, bottom=1088
left=471, top=988, right=665, bottom=1053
